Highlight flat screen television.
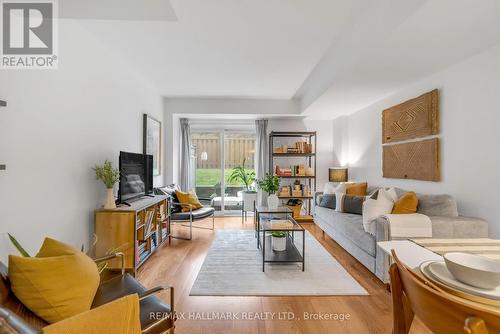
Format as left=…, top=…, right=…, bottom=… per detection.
left=118, top=151, right=153, bottom=203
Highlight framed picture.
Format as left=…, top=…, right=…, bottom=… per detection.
left=143, top=114, right=161, bottom=176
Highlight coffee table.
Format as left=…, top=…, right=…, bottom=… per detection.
left=255, top=206, right=305, bottom=272
left=254, top=205, right=291, bottom=245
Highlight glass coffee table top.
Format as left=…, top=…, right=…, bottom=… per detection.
left=260, top=218, right=303, bottom=231
left=255, top=205, right=291, bottom=214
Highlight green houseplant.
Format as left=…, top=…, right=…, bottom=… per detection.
left=257, top=173, right=280, bottom=209
left=227, top=158, right=255, bottom=191
left=93, top=160, right=120, bottom=209
left=228, top=159, right=257, bottom=213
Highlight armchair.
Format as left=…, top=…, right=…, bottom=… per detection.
left=0, top=253, right=175, bottom=334
left=155, top=185, right=215, bottom=241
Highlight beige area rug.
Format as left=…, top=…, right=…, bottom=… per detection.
left=190, top=230, right=368, bottom=296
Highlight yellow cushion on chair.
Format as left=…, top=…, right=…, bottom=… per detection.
left=43, top=294, right=141, bottom=334
left=176, top=190, right=203, bottom=212
left=8, top=238, right=100, bottom=324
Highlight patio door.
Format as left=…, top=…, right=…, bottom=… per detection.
left=223, top=131, right=256, bottom=214
left=192, top=129, right=256, bottom=215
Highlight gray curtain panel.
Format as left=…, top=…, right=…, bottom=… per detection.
left=255, top=119, right=268, bottom=205
left=179, top=118, right=192, bottom=191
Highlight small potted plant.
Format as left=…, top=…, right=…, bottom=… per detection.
left=271, top=231, right=287, bottom=251
left=257, top=173, right=280, bottom=209
left=227, top=158, right=256, bottom=208
left=93, top=160, right=120, bottom=209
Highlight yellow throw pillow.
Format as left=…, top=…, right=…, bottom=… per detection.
left=392, top=191, right=418, bottom=214
left=36, top=238, right=79, bottom=257
left=43, top=294, right=141, bottom=334
left=346, top=182, right=368, bottom=196
left=8, top=238, right=100, bottom=324
left=176, top=190, right=203, bottom=212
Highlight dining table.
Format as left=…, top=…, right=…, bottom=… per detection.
left=378, top=239, right=500, bottom=313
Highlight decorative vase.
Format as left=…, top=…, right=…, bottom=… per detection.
left=104, top=188, right=116, bottom=209
left=272, top=236, right=286, bottom=251
left=242, top=191, right=257, bottom=211
left=267, top=194, right=279, bottom=210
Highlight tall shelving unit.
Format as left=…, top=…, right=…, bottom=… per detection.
left=269, top=131, right=316, bottom=222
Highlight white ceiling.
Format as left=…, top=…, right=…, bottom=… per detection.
left=60, top=0, right=177, bottom=21
left=74, top=0, right=363, bottom=99
left=64, top=0, right=500, bottom=118
left=298, top=0, right=500, bottom=118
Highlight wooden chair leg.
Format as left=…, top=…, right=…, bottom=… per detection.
left=389, top=263, right=414, bottom=334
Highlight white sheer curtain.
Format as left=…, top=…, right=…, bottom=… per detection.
left=179, top=118, right=192, bottom=191
left=255, top=119, right=268, bottom=206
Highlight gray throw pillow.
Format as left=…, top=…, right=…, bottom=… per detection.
left=319, top=194, right=336, bottom=210
left=339, top=194, right=366, bottom=215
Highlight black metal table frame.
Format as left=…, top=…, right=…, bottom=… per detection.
left=255, top=211, right=305, bottom=272
left=255, top=207, right=292, bottom=247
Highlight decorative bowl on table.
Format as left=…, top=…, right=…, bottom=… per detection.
left=443, top=252, right=500, bottom=290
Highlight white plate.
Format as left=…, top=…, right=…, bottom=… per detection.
left=420, top=261, right=500, bottom=301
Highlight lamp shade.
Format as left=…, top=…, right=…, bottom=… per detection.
left=329, top=167, right=348, bottom=182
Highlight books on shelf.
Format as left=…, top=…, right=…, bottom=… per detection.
left=275, top=165, right=312, bottom=177
left=161, top=227, right=168, bottom=239
left=139, top=250, right=149, bottom=263
left=157, top=204, right=167, bottom=222
left=144, top=210, right=155, bottom=235
left=151, top=232, right=157, bottom=247
left=278, top=184, right=312, bottom=198
left=136, top=212, right=143, bottom=228
left=136, top=240, right=148, bottom=264
left=273, top=141, right=313, bottom=154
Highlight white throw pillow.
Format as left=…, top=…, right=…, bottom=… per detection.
left=323, top=182, right=337, bottom=195
left=334, top=183, right=347, bottom=212
left=362, top=189, right=395, bottom=235
left=385, top=187, right=398, bottom=202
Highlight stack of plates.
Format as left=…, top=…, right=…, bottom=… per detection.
left=420, top=261, right=500, bottom=306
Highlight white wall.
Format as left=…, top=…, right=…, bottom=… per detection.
left=0, top=20, right=163, bottom=262
left=333, top=44, right=500, bottom=236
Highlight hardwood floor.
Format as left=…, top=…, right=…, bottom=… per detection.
left=137, top=216, right=431, bottom=334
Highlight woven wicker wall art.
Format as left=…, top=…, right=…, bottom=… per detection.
left=382, top=89, right=439, bottom=144
left=383, top=138, right=440, bottom=181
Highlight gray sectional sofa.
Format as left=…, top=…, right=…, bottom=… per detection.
left=314, top=187, right=489, bottom=282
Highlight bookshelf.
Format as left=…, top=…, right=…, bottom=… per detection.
left=94, top=195, right=170, bottom=275
left=269, top=131, right=316, bottom=220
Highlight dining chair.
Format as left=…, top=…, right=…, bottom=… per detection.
left=389, top=250, right=500, bottom=334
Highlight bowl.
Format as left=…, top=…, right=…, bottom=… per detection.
left=444, top=252, right=500, bottom=290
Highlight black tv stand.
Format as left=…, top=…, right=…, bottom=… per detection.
left=145, top=194, right=155, bottom=198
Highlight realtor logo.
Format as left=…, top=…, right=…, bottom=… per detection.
left=1, top=0, right=58, bottom=69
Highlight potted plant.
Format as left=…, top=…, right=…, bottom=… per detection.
left=227, top=158, right=257, bottom=209
left=271, top=231, right=287, bottom=251
left=257, top=173, right=280, bottom=209
left=93, top=160, right=120, bottom=209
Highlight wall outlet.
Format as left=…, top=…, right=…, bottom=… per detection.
left=0, top=165, right=6, bottom=170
